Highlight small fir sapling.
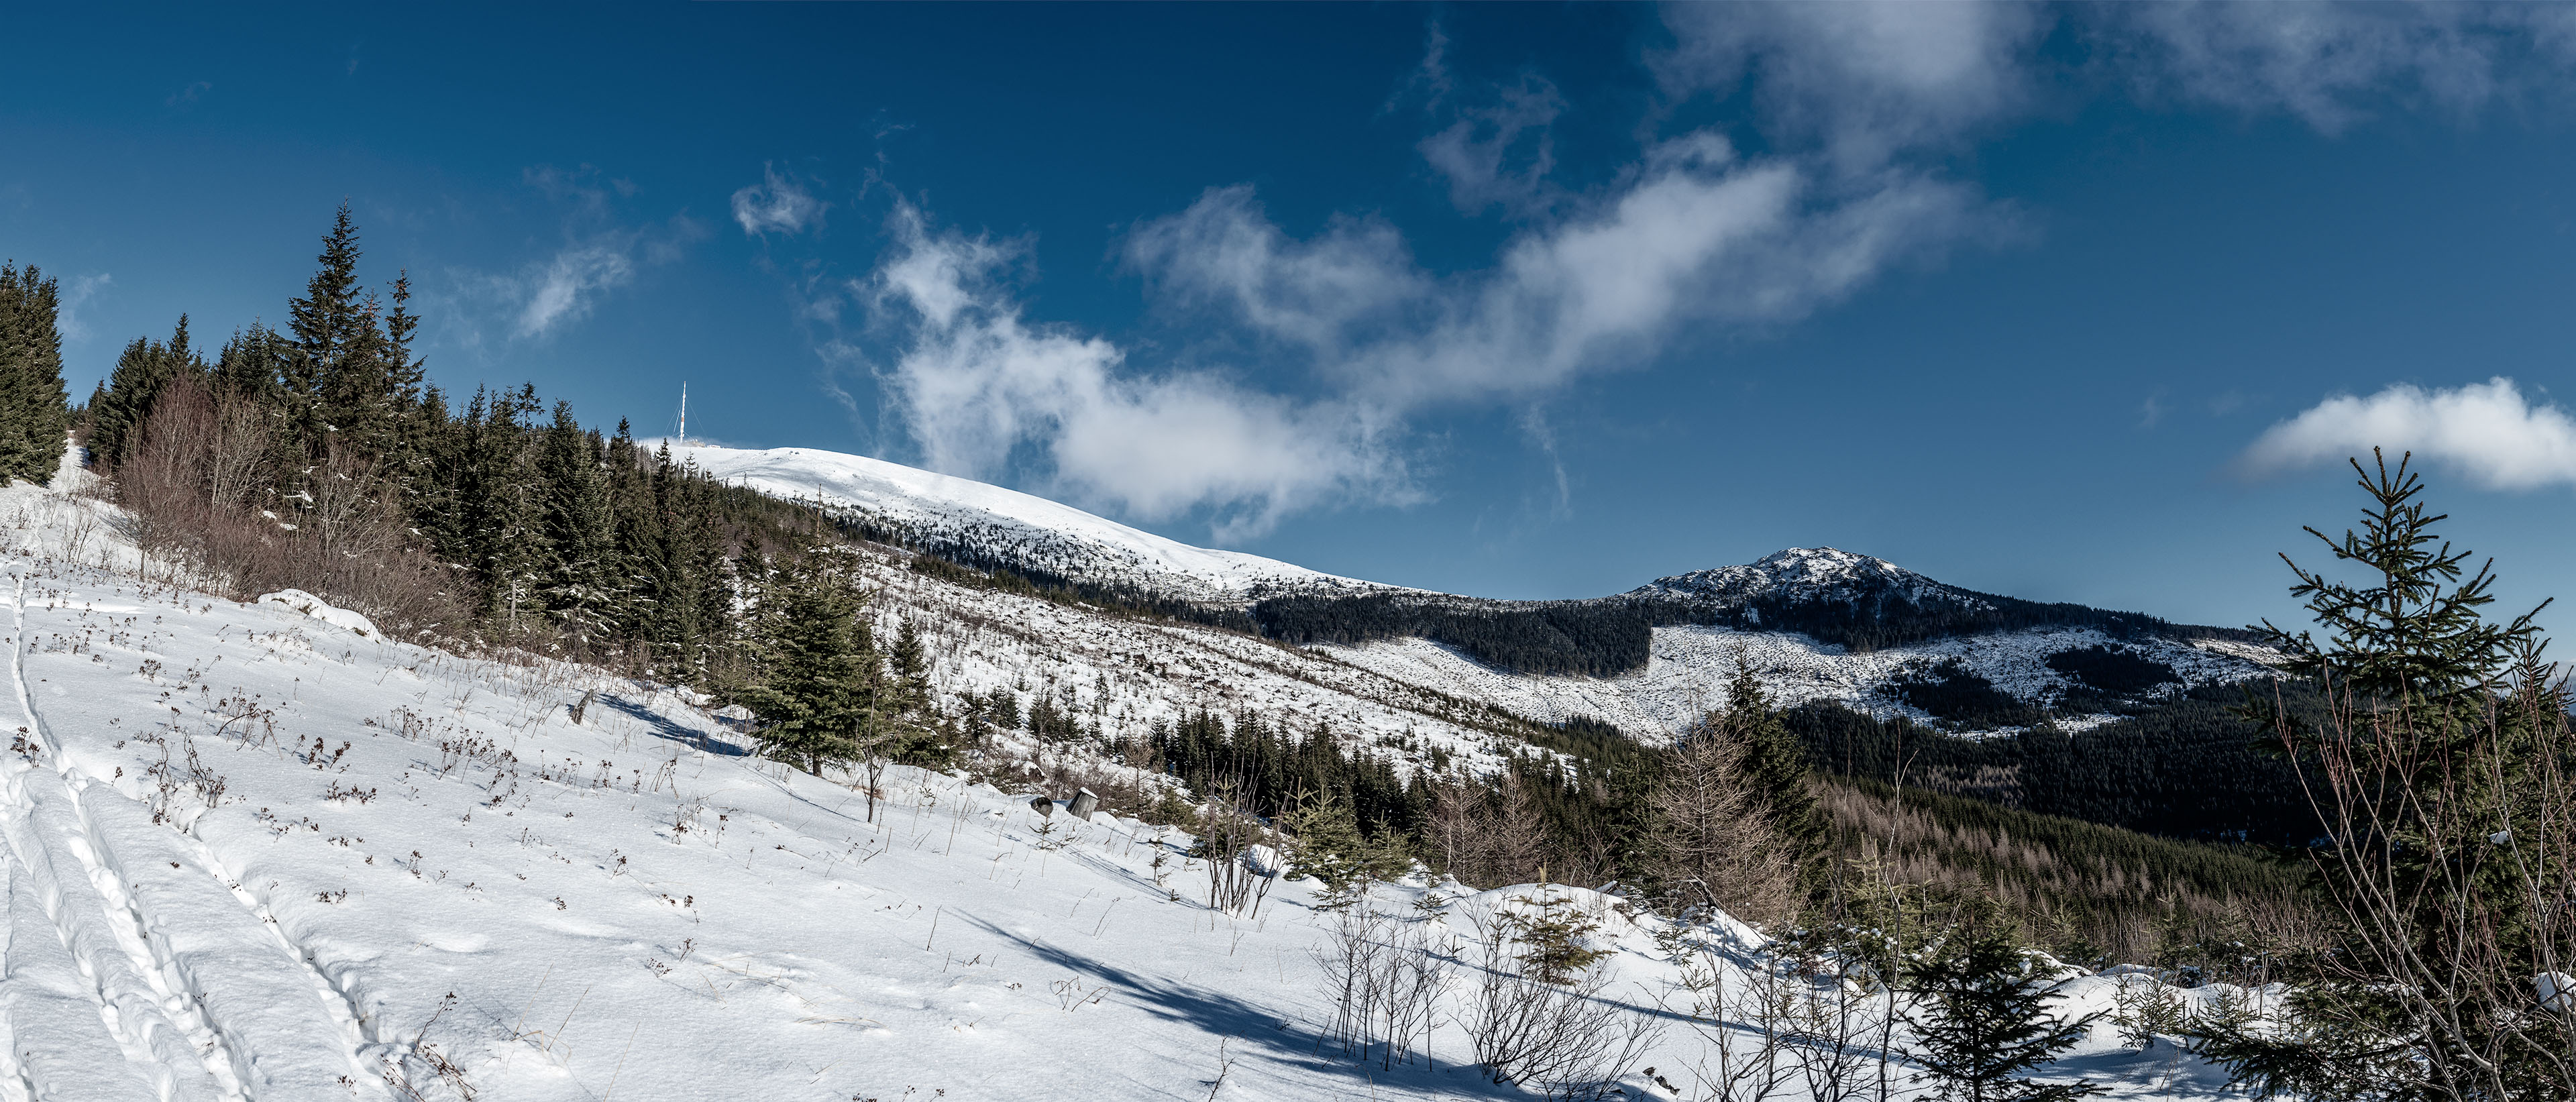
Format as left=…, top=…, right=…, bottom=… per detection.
left=1899, top=926, right=2105, bottom=1102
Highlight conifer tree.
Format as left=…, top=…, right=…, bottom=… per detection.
left=0, top=262, right=70, bottom=484
left=1901, top=926, right=2105, bottom=1102
left=602, top=421, right=665, bottom=645
left=2193, top=450, right=2574, bottom=1101
left=283, top=203, right=405, bottom=460
left=533, top=403, right=613, bottom=644
left=214, top=322, right=288, bottom=402
left=450, top=386, right=544, bottom=628
left=92, top=315, right=204, bottom=466
left=740, top=557, right=873, bottom=774
left=1717, top=655, right=1827, bottom=858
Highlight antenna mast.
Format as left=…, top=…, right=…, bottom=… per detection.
left=678, top=382, right=687, bottom=448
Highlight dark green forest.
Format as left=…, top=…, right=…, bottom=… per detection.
left=1252, top=582, right=2253, bottom=677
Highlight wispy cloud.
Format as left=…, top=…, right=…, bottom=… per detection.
left=1655, top=1, right=2050, bottom=172
left=164, top=81, right=211, bottom=109
left=450, top=167, right=698, bottom=345
left=2098, top=3, right=2576, bottom=134
left=515, top=241, right=639, bottom=337
left=2241, top=378, right=2576, bottom=490
left=731, top=164, right=828, bottom=237
left=56, top=273, right=113, bottom=343
left=1132, top=135, right=1993, bottom=410
left=1417, top=74, right=1568, bottom=217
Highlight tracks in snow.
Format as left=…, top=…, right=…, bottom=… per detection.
left=1, top=559, right=390, bottom=1101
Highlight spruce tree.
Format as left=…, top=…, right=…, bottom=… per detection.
left=0, top=262, right=70, bottom=484
left=214, top=322, right=288, bottom=401
left=533, top=403, right=613, bottom=644
left=739, top=557, right=871, bottom=774
left=1717, top=655, right=1827, bottom=857
left=2194, top=450, right=2571, bottom=1101
left=91, top=315, right=204, bottom=466
left=1901, top=927, right=2105, bottom=1102
left=284, top=203, right=404, bottom=460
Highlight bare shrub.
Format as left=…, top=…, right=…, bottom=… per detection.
left=1191, top=781, right=1279, bottom=917
left=1650, top=720, right=1799, bottom=928
left=112, top=381, right=466, bottom=639
left=1658, top=926, right=1797, bottom=1102
left=1464, top=894, right=1663, bottom=1100
left=1429, top=773, right=1548, bottom=889
left=1316, top=901, right=1449, bottom=1070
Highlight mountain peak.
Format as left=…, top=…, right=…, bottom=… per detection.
left=1628, top=547, right=1945, bottom=604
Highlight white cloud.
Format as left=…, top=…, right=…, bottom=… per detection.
left=515, top=241, right=637, bottom=337
left=55, top=273, right=112, bottom=343
left=2098, top=3, right=2535, bottom=133
left=861, top=130, right=1987, bottom=536
left=449, top=168, right=702, bottom=343
left=869, top=205, right=1407, bottom=540
left=1123, top=186, right=1424, bottom=356
left=2241, top=378, right=2576, bottom=491
left=828, top=3, right=2574, bottom=536
left=1134, top=133, right=1990, bottom=408
left=731, top=165, right=828, bottom=237
left=1656, top=1, right=2050, bottom=170
left=1417, top=75, right=1568, bottom=217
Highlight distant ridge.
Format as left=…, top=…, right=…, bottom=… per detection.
left=678, top=443, right=2244, bottom=675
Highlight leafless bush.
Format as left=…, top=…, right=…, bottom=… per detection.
left=143, top=734, right=227, bottom=826
left=1193, top=783, right=1279, bottom=917
left=1464, top=903, right=1662, bottom=1101
left=1781, top=971, right=1880, bottom=1102
left=381, top=993, right=478, bottom=1101
left=1429, top=772, right=1549, bottom=889
left=1315, top=901, right=1450, bottom=1070
left=111, top=380, right=467, bottom=640
left=1659, top=927, right=1797, bottom=1102
left=1649, top=719, right=1799, bottom=928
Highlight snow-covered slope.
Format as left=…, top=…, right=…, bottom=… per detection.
left=672, top=445, right=2272, bottom=738
left=677, top=443, right=1386, bottom=602
left=0, top=476, right=2268, bottom=1101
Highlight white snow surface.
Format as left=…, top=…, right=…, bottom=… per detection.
left=256, top=590, right=380, bottom=639
left=0, top=469, right=2283, bottom=1100
left=676, top=443, right=1389, bottom=602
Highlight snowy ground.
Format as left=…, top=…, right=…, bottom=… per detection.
left=0, top=472, right=2276, bottom=1101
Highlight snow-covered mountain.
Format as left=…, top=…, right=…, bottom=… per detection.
left=677, top=443, right=1390, bottom=602
left=1631, top=546, right=1965, bottom=607
left=676, top=443, right=2273, bottom=734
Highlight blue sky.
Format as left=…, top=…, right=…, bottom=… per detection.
left=7, top=3, right=2576, bottom=633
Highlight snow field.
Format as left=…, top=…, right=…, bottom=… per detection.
left=676, top=443, right=1388, bottom=602
left=0, top=474, right=2271, bottom=1101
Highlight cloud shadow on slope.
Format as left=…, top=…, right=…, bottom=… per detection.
left=965, top=914, right=1527, bottom=1099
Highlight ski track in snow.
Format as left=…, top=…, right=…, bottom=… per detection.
left=0, top=465, right=2275, bottom=1101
